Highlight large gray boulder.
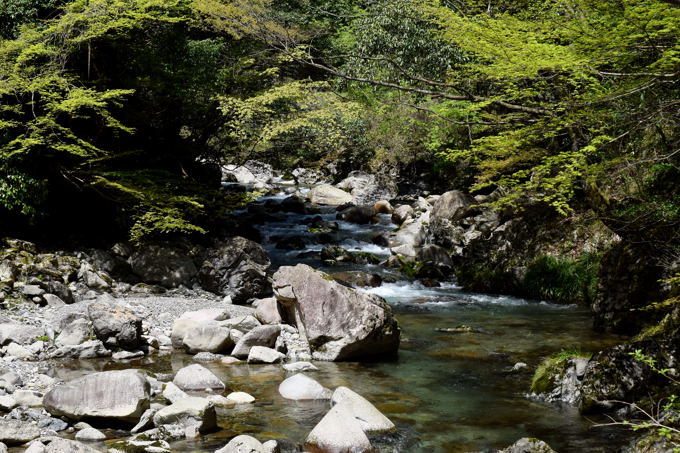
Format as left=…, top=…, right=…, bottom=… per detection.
left=198, top=237, right=271, bottom=304
left=152, top=397, right=216, bottom=433
left=171, top=308, right=231, bottom=348
left=56, top=318, right=93, bottom=347
left=305, top=404, right=373, bottom=453
left=336, top=171, right=397, bottom=205
left=231, top=325, right=280, bottom=359
left=50, top=339, right=111, bottom=359
left=222, top=160, right=273, bottom=185
left=129, top=244, right=198, bottom=287
left=307, top=185, right=353, bottom=206
left=273, top=264, right=400, bottom=361
left=88, top=299, right=142, bottom=350
left=182, top=322, right=234, bottom=354
left=0, top=323, right=45, bottom=346
left=173, top=364, right=225, bottom=391
left=254, top=298, right=282, bottom=325
left=429, top=190, right=476, bottom=248
left=0, top=419, right=40, bottom=444
left=331, top=386, right=395, bottom=433
left=43, top=370, right=150, bottom=423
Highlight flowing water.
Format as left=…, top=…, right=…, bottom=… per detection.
left=60, top=189, right=631, bottom=452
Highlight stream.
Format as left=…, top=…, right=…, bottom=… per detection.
left=56, top=187, right=630, bottom=452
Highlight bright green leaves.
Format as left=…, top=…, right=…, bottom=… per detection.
left=424, top=3, right=587, bottom=80
left=218, top=80, right=368, bottom=168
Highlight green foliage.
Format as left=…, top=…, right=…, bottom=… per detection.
left=217, top=80, right=371, bottom=169
left=0, top=0, right=66, bottom=39
left=531, top=350, right=591, bottom=394
left=523, top=253, right=601, bottom=304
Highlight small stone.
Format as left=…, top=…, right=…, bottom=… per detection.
left=262, top=440, right=280, bottom=453
left=24, top=441, right=45, bottom=453
left=131, top=408, right=157, bottom=433
left=173, top=364, right=225, bottom=392
left=221, top=356, right=241, bottom=365
left=75, top=427, right=106, bottom=441
left=43, top=294, right=66, bottom=307
left=12, top=389, right=43, bottom=407
left=0, top=395, right=17, bottom=411
left=247, top=346, right=285, bottom=364
left=226, top=392, right=255, bottom=404
left=6, top=342, right=35, bottom=359
left=162, top=382, right=189, bottom=404
left=216, top=435, right=264, bottom=453
left=0, top=419, right=41, bottom=444
left=283, top=361, right=318, bottom=372
left=193, top=352, right=224, bottom=362
left=152, top=397, right=217, bottom=433
left=36, top=417, right=68, bottom=432
left=278, top=374, right=331, bottom=400
left=112, top=350, right=144, bottom=360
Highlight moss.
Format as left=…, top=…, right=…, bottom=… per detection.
left=530, top=350, right=591, bottom=394
left=35, top=335, right=49, bottom=342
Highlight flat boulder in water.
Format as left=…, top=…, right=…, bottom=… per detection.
left=43, top=370, right=150, bottom=423
left=273, top=264, right=400, bottom=361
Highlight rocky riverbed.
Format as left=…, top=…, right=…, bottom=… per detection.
left=0, top=162, right=657, bottom=452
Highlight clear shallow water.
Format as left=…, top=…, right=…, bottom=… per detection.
left=67, top=284, right=627, bottom=452
left=57, top=189, right=630, bottom=452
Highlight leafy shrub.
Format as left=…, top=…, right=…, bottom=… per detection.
left=523, top=253, right=600, bottom=304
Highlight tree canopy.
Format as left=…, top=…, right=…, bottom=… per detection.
left=0, top=0, right=678, bottom=248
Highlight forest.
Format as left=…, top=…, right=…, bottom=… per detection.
left=0, top=0, right=679, bottom=452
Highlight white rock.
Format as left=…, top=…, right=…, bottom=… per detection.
left=226, top=392, right=255, bottom=404
left=75, top=427, right=106, bottom=441
left=247, top=346, right=284, bottom=364
left=173, top=364, right=225, bottom=391
left=43, top=370, right=150, bottom=423
left=12, top=389, right=43, bottom=407
left=0, top=395, right=17, bottom=411
left=6, top=342, right=35, bottom=359
left=331, top=386, right=395, bottom=433
left=152, top=397, right=217, bottom=433
left=283, top=361, right=318, bottom=372
left=163, top=382, right=189, bottom=403
left=305, top=404, right=372, bottom=453
left=278, top=374, right=331, bottom=400
left=215, top=435, right=263, bottom=453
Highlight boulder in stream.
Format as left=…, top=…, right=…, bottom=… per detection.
left=308, top=185, right=353, bottom=206
left=273, top=264, right=400, bottom=361
left=198, top=237, right=271, bottom=304
left=305, top=404, right=373, bottom=453
left=43, top=370, right=150, bottom=423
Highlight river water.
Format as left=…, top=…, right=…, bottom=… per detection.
left=63, top=188, right=630, bottom=452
